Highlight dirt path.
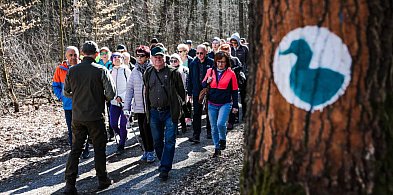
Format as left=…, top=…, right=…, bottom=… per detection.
left=0, top=104, right=243, bottom=195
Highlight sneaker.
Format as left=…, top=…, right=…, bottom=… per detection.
left=219, top=140, right=226, bottom=150
left=212, top=149, right=221, bottom=158
left=188, top=136, right=200, bottom=143
left=158, top=171, right=169, bottom=181
left=140, top=152, right=148, bottom=161
left=185, top=118, right=192, bottom=126
left=227, top=123, right=234, bottom=130
left=97, top=178, right=113, bottom=190
left=63, top=184, right=77, bottom=194
left=146, top=152, right=155, bottom=163
left=115, top=145, right=124, bottom=155
left=81, top=150, right=90, bottom=159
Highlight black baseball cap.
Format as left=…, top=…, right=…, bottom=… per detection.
left=116, top=44, right=127, bottom=52
left=81, top=41, right=99, bottom=55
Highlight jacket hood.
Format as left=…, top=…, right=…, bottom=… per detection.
left=230, top=33, right=241, bottom=44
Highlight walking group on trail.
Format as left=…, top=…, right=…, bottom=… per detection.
left=52, top=33, right=249, bottom=194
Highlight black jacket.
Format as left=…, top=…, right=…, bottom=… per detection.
left=187, top=57, right=214, bottom=97
left=64, top=57, right=116, bottom=121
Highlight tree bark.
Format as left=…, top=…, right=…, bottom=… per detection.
left=218, top=0, right=223, bottom=37
left=185, top=0, right=196, bottom=39
left=238, top=0, right=244, bottom=37
left=58, top=0, right=64, bottom=62
left=242, top=0, right=393, bottom=194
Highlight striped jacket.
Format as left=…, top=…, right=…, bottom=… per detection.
left=52, top=61, right=72, bottom=110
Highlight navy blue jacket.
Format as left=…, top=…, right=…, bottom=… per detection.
left=187, top=57, right=214, bottom=96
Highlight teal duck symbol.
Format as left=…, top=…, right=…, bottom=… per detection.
left=279, top=39, right=345, bottom=107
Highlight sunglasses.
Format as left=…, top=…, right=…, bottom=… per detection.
left=113, top=55, right=122, bottom=59
left=68, top=54, right=78, bottom=57
left=178, top=50, right=187, bottom=53
left=196, top=52, right=204, bottom=55
left=170, top=59, right=178, bottom=63
left=136, top=54, right=146, bottom=58
left=100, top=52, right=108, bottom=55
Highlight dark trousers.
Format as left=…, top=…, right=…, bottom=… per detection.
left=65, top=119, right=108, bottom=185
left=106, top=102, right=114, bottom=136
left=240, top=87, right=247, bottom=119
left=192, top=96, right=211, bottom=139
left=64, top=110, right=72, bottom=146
left=136, top=113, right=154, bottom=152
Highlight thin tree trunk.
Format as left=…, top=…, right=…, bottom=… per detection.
left=157, top=0, right=168, bottom=38
left=185, top=0, right=196, bottom=39
left=59, top=0, right=64, bottom=61
left=203, top=0, right=208, bottom=41
left=72, top=0, right=79, bottom=45
left=242, top=0, right=393, bottom=194
left=173, top=0, right=180, bottom=47
left=219, top=0, right=223, bottom=38
left=238, top=0, right=244, bottom=37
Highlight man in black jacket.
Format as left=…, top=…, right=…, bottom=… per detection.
left=63, top=41, right=116, bottom=194
left=187, top=44, right=214, bottom=143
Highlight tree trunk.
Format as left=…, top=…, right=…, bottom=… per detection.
left=238, top=0, right=244, bottom=37
left=242, top=0, right=393, bottom=194
left=173, top=0, right=180, bottom=47
left=157, top=0, right=168, bottom=38
left=72, top=0, right=79, bottom=45
left=203, top=0, right=208, bottom=41
left=185, top=0, right=196, bottom=39
left=58, top=0, right=64, bottom=61
left=218, top=0, right=223, bottom=37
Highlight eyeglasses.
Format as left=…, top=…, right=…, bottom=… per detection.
left=178, top=50, right=187, bottom=53
left=136, top=54, right=146, bottom=58
left=216, top=60, right=226, bottom=64
left=170, top=59, right=178, bottom=63
left=196, top=52, right=204, bottom=55
left=113, top=55, right=122, bottom=59
left=68, top=54, right=78, bottom=57
left=100, top=52, right=108, bottom=55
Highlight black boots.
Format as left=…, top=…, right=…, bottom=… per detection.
left=219, top=140, right=226, bottom=150
left=212, top=149, right=221, bottom=158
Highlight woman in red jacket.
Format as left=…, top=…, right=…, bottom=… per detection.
left=202, top=51, right=239, bottom=157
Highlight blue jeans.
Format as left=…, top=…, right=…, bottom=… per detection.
left=110, top=105, right=127, bottom=146
left=64, top=110, right=72, bottom=146
left=208, top=103, right=232, bottom=149
left=149, top=109, right=177, bottom=173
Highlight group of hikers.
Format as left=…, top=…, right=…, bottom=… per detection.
left=52, top=32, right=249, bottom=194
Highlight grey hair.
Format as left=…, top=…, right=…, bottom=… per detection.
left=65, top=46, right=79, bottom=56
left=196, top=44, right=207, bottom=51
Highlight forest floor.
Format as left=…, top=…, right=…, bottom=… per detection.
left=0, top=103, right=244, bottom=194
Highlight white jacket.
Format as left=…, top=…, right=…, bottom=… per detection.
left=110, top=65, right=131, bottom=107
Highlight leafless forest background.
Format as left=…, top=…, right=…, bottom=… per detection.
left=0, top=0, right=249, bottom=114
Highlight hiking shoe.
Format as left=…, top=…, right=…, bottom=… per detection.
left=158, top=171, right=169, bottom=181
left=115, top=145, right=125, bottom=155
left=140, top=152, right=148, bottom=161
left=63, top=184, right=77, bottom=194
left=212, top=149, right=221, bottom=158
left=146, top=152, right=155, bottom=163
left=81, top=150, right=90, bottom=159
left=219, top=140, right=226, bottom=150
left=227, top=123, right=234, bottom=130
left=97, top=178, right=113, bottom=190
left=188, top=136, right=200, bottom=143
